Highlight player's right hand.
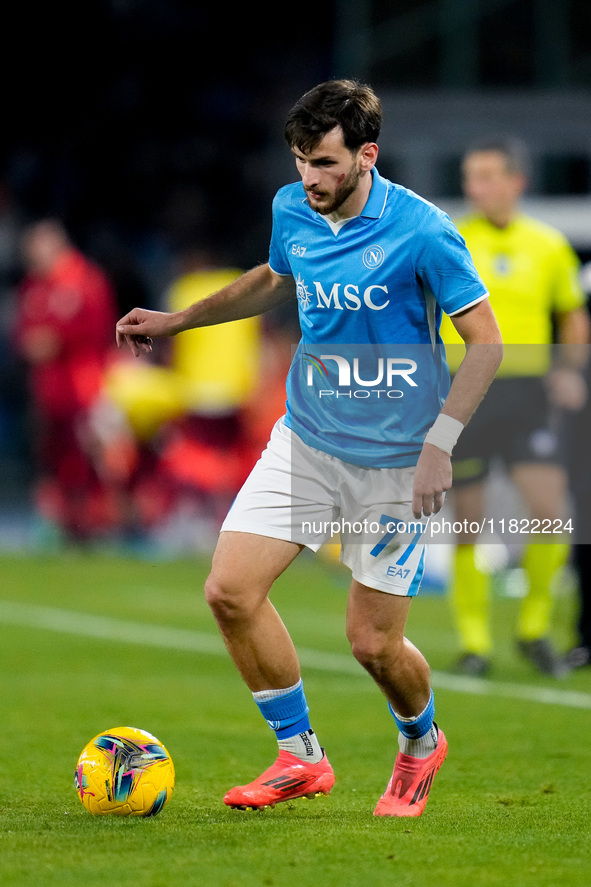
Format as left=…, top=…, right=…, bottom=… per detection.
left=412, top=443, right=453, bottom=519
left=116, top=308, right=176, bottom=357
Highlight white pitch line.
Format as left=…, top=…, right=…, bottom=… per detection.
left=1, top=599, right=590, bottom=710
left=427, top=669, right=591, bottom=710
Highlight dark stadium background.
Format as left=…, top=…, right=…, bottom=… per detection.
left=1, top=0, right=590, bottom=542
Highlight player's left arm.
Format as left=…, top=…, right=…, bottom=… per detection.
left=557, top=306, right=591, bottom=347
left=547, top=306, right=591, bottom=409
left=547, top=235, right=591, bottom=407
left=412, top=299, right=503, bottom=519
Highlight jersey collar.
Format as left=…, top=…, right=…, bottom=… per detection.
left=359, top=167, right=389, bottom=219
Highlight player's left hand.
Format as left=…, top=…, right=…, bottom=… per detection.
left=545, top=366, right=587, bottom=411
left=412, top=443, right=453, bottom=519
left=116, top=307, right=176, bottom=357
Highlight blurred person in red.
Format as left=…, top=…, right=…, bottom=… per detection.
left=14, top=219, right=119, bottom=541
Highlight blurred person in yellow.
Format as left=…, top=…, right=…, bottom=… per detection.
left=166, top=244, right=260, bottom=417
left=157, top=244, right=263, bottom=521
left=440, top=137, right=590, bottom=677
left=101, top=242, right=264, bottom=542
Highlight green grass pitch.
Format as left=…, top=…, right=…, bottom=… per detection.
left=0, top=550, right=590, bottom=886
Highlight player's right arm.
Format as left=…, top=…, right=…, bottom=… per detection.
left=116, top=264, right=295, bottom=356
left=411, top=299, right=503, bottom=519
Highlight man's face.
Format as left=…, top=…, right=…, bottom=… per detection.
left=462, top=150, right=526, bottom=221
left=21, top=223, right=66, bottom=276
left=292, top=126, right=365, bottom=216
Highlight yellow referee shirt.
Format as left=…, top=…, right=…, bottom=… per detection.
left=440, top=214, right=585, bottom=375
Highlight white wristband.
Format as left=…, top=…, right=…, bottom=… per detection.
left=424, top=413, right=464, bottom=455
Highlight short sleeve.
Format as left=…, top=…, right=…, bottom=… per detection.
left=268, top=192, right=292, bottom=277
left=413, top=208, right=489, bottom=316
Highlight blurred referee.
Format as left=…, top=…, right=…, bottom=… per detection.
left=440, top=137, right=590, bottom=678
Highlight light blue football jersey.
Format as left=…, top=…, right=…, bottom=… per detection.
left=269, top=168, right=488, bottom=467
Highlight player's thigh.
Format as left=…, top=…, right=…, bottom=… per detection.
left=220, top=417, right=339, bottom=550
left=207, top=530, right=303, bottom=607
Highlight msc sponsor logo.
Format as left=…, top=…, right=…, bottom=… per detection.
left=296, top=275, right=390, bottom=312
left=295, top=273, right=313, bottom=310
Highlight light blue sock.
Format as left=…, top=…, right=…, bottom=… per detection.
left=253, top=679, right=311, bottom=737
left=389, top=690, right=438, bottom=758
left=253, top=680, right=323, bottom=762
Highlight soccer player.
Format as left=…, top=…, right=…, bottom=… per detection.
left=439, top=137, right=589, bottom=677
left=116, top=81, right=502, bottom=817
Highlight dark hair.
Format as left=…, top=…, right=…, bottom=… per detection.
left=284, top=79, right=382, bottom=154
left=463, top=136, right=531, bottom=177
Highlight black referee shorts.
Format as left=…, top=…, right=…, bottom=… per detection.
left=452, top=376, right=563, bottom=486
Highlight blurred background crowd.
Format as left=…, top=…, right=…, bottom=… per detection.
left=1, top=1, right=590, bottom=670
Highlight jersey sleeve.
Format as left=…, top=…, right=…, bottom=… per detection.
left=413, top=207, right=489, bottom=316
left=549, top=233, right=586, bottom=314
left=268, top=190, right=293, bottom=277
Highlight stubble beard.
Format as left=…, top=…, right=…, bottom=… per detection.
left=306, top=165, right=362, bottom=216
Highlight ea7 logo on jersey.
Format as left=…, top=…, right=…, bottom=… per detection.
left=291, top=244, right=307, bottom=257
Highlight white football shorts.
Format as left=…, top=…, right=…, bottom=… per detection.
left=220, top=418, right=428, bottom=596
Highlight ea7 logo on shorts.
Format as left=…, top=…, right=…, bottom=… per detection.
left=362, top=244, right=385, bottom=269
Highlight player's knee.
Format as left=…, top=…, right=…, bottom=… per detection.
left=204, top=571, right=260, bottom=625
left=347, top=627, right=403, bottom=676
left=204, top=572, right=241, bottom=622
